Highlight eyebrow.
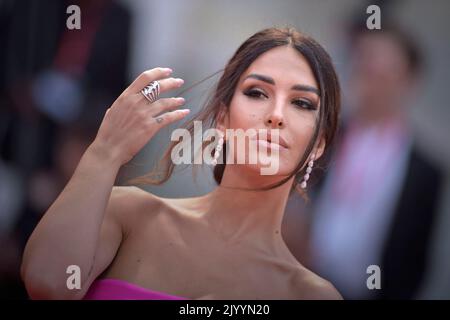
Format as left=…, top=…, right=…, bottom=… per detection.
left=243, top=73, right=320, bottom=96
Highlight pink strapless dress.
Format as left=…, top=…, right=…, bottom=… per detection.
left=83, top=278, right=188, bottom=300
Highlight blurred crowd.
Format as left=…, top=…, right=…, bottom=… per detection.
left=0, top=0, right=131, bottom=298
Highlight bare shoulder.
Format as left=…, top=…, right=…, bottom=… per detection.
left=109, top=185, right=153, bottom=211
left=108, top=186, right=165, bottom=232
left=293, top=266, right=343, bottom=300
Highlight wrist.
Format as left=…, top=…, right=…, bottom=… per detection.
left=85, top=140, right=123, bottom=170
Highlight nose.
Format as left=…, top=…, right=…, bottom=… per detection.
left=264, top=108, right=285, bottom=129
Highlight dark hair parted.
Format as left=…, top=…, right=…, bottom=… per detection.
left=126, top=27, right=341, bottom=197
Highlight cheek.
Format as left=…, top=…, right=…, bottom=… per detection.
left=226, top=94, right=318, bottom=173
left=228, top=95, right=264, bottom=129
left=287, top=112, right=317, bottom=163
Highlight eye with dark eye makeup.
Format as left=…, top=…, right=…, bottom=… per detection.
left=243, top=87, right=317, bottom=111
left=243, top=88, right=267, bottom=99
left=292, top=98, right=317, bottom=111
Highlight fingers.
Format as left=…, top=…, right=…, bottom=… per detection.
left=137, top=77, right=184, bottom=102
left=147, top=97, right=186, bottom=116
left=157, top=77, right=184, bottom=94
left=123, top=67, right=173, bottom=96
left=151, top=109, right=191, bottom=128
left=118, top=67, right=191, bottom=131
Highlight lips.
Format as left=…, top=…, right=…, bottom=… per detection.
left=251, top=131, right=289, bottom=149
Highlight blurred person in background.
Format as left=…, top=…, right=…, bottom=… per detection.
left=0, top=0, right=131, bottom=298
left=304, top=22, right=444, bottom=299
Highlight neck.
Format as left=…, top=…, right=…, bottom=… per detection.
left=200, top=165, right=294, bottom=252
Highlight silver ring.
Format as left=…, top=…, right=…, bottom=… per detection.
left=141, top=81, right=160, bottom=103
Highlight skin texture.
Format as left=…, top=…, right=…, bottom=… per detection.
left=21, top=48, right=341, bottom=300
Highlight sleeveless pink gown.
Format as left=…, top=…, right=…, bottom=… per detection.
left=83, top=278, right=187, bottom=300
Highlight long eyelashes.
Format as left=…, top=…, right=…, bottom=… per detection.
left=292, top=98, right=316, bottom=110
left=243, top=88, right=267, bottom=99
left=242, top=88, right=317, bottom=111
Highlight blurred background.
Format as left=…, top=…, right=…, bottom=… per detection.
left=1, top=0, right=449, bottom=299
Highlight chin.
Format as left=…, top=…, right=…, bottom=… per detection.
left=240, top=162, right=293, bottom=177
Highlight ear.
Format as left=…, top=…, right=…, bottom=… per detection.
left=313, top=136, right=326, bottom=161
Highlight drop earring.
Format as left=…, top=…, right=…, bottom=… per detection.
left=211, top=130, right=224, bottom=166
left=300, top=154, right=315, bottom=189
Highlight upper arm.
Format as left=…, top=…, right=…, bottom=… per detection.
left=75, top=186, right=140, bottom=299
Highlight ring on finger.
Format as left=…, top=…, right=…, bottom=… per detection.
left=141, top=81, right=160, bottom=103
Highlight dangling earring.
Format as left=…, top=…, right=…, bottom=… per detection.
left=300, top=154, right=315, bottom=189
left=211, top=130, right=224, bottom=166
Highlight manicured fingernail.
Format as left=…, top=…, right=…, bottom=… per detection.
left=164, top=68, right=173, bottom=73
left=176, top=78, right=184, bottom=84
left=176, top=97, right=185, bottom=103
left=179, top=108, right=190, bottom=114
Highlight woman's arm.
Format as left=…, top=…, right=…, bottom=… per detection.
left=20, top=67, right=188, bottom=299
left=20, top=144, right=123, bottom=300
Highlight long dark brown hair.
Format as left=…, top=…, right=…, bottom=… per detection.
left=126, top=27, right=341, bottom=197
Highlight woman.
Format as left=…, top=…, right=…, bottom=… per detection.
left=21, top=27, right=342, bottom=300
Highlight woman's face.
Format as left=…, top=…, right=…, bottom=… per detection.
left=222, top=45, right=324, bottom=178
